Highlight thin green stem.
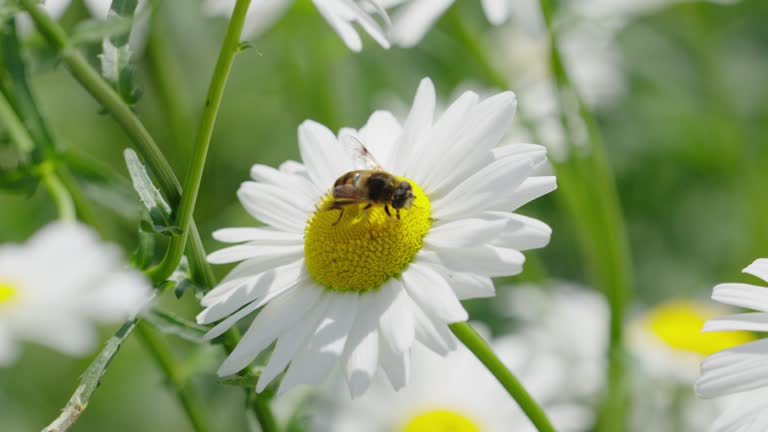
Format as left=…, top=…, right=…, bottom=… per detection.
left=147, top=0, right=252, bottom=284
left=135, top=321, right=210, bottom=432
left=450, top=323, right=556, bottom=432
left=18, top=0, right=215, bottom=287
left=40, top=163, right=77, bottom=221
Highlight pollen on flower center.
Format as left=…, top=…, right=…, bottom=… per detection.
left=0, top=280, right=19, bottom=305
left=401, top=409, right=481, bottom=432
left=645, top=301, right=754, bottom=356
left=304, top=177, right=431, bottom=292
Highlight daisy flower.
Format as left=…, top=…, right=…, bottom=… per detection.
left=0, top=222, right=151, bottom=366
left=696, top=258, right=768, bottom=432
left=313, top=332, right=592, bottom=432
left=198, top=77, right=556, bottom=397
left=628, top=300, right=754, bottom=431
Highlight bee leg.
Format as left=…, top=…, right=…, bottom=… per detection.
left=384, top=205, right=392, bottom=217
left=396, top=209, right=401, bottom=220
left=332, top=208, right=344, bottom=226
left=363, top=203, right=373, bottom=210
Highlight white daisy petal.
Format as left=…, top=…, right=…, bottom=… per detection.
left=202, top=256, right=305, bottom=306
left=744, top=259, right=768, bottom=282
left=711, top=283, right=768, bottom=312
left=216, top=283, right=325, bottom=376
left=412, top=305, right=457, bottom=356
left=442, top=270, right=495, bottom=300
left=206, top=243, right=304, bottom=265
left=391, top=78, right=435, bottom=174
left=197, top=260, right=306, bottom=325
left=343, top=293, right=381, bottom=398
left=428, top=245, right=525, bottom=277
left=257, top=293, right=333, bottom=392
left=377, top=277, right=415, bottom=353
left=313, top=0, right=363, bottom=52
left=389, top=0, right=454, bottom=47
left=409, top=90, right=479, bottom=185
left=424, top=215, right=508, bottom=248
left=378, top=335, right=410, bottom=391
left=424, top=91, right=518, bottom=195
left=278, top=292, right=359, bottom=393
left=492, top=214, right=553, bottom=251
left=703, top=313, right=768, bottom=333
left=250, top=163, right=320, bottom=206
left=495, top=176, right=558, bottom=212
left=431, top=155, right=536, bottom=221
left=401, top=262, right=468, bottom=323
left=358, top=110, right=402, bottom=169
left=481, top=0, right=509, bottom=25
left=212, top=227, right=303, bottom=244
left=238, top=182, right=308, bottom=233
left=299, top=119, right=354, bottom=190
left=697, top=338, right=768, bottom=398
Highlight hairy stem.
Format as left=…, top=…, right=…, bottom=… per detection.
left=450, top=323, right=556, bottom=432
left=147, top=0, right=252, bottom=284
left=17, top=0, right=215, bottom=287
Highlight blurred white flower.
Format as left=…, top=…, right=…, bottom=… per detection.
left=499, top=282, right=609, bottom=403
left=695, top=258, right=768, bottom=432
left=197, top=78, right=556, bottom=397
left=0, top=222, right=151, bottom=366
left=205, top=0, right=457, bottom=50
left=314, top=285, right=606, bottom=432
left=16, top=0, right=147, bottom=51
left=629, top=300, right=754, bottom=431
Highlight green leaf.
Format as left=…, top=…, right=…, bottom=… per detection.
left=96, top=0, right=141, bottom=105
left=143, top=308, right=208, bottom=344
left=71, top=16, right=134, bottom=45
left=130, top=215, right=156, bottom=269
left=0, top=164, right=39, bottom=195
left=43, top=319, right=139, bottom=431
left=218, top=371, right=262, bottom=388
left=123, top=148, right=177, bottom=232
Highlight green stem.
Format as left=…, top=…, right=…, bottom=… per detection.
left=537, top=1, right=632, bottom=429
left=450, top=323, right=556, bottom=432
left=40, top=163, right=77, bottom=221
left=147, top=0, right=252, bottom=284
left=0, top=90, right=76, bottom=221
left=135, top=321, right=210, bottom=432
left=0, top=88, right=35, bottom=154
left=18, top=0, right=214, bottom=287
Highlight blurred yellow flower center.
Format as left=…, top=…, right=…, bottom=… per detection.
left=0, top=280, right=18, bottom=305
left=402, top=409, right=481, bottom=432
left=304, top=177, right=431, bottom=292
left=645, top=301, right=755, bottom=355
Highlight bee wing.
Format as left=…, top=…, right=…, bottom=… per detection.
left=332, top=184, right=365, bottom=200
left=340, top=133, right=385, bottom=171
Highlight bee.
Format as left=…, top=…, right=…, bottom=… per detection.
left=328, top=135, right=415, bottom=225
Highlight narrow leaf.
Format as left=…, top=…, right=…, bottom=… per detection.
left=123, top=148, right=173, bottom=227
left=144, top=308, right=208, bottom=344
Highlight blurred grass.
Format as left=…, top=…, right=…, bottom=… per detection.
left=1, top=0, right=767, bottom=430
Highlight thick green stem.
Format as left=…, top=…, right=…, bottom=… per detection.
left=135, top=322, right=210, bottom=432
left=0, top=88, right=35, bottom=154
left=17, top=0, right=214, bottom=287
left=537, top=1, right=632, bottom=429
left=147, top=0, right=252, bottom=284
left=450, top=323, right=556, bottom=432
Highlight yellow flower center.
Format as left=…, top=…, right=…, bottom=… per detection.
left=0, top=280, right=19, bottom=305
left=304, top=177, right=431, bottom=292
left=401, top=409, right=481, bottom=432
left=645, top=301, right=755, bottom=355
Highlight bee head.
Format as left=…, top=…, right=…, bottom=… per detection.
left=392, top=181, right=415, bottom=209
